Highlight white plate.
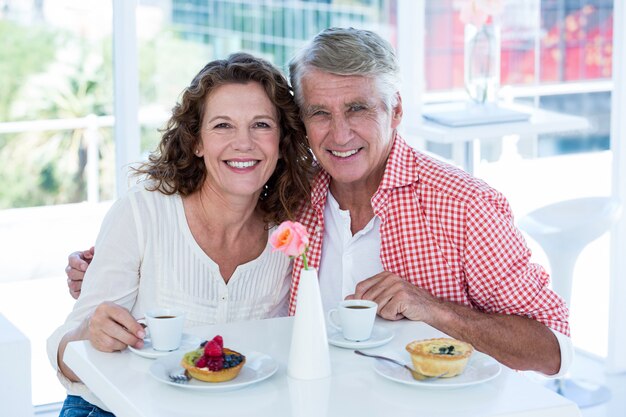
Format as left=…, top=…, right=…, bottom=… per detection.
left=374, top=351, right=501, bottom=389
left=327, top=327, right=394, bottom=349
left=128, top=333, right=201, bottom=359
left=149, top=351, right=278, bottom=392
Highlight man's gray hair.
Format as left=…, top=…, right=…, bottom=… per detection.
left=289, top=27, right=401, bottom=111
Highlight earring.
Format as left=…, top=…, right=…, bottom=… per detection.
left=260, top=183, right=270, bottom=200
left=194, top=149, right=200, bottom=156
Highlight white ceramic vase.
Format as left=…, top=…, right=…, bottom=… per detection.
left=287, top=268, right=331, bottom=380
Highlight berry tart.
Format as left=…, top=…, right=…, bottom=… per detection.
left=405, top=338, right=473, bottom=378
left=180, top=335, right=246, bottom=382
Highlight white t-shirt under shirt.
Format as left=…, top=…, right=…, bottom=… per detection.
left=319, top=191, right=383, bottom=313
left=47, top=183, right=291, bottom=409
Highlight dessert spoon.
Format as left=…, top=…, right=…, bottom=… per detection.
left=168, top=370, right=190, bottom=384
left=354, top=350, right=447, bottom=381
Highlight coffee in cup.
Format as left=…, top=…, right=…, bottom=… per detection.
left=327, top=300, right=377, bottom=341
left=144, top=308, right=186, bottom=351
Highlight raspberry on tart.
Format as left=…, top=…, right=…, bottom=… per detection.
left=180, top=335, right=246, bottom=382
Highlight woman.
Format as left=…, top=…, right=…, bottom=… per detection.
left=48, top=53, right=315, bottom=417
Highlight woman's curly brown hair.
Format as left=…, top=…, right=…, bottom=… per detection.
left=133, top=53, right=317, bottom=225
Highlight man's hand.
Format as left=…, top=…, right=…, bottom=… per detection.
left=66, top=247, right=94, bottom=299
left=347, top=271, right=562, bottom=375
left=347, top=271, right=438, bottom=321
left=87, top=301, right=145, bottom=351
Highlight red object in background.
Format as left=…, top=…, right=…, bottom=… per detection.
left=424, top=4, right=613, bottom=91
left=424, top=7, right=465, bottom=90
left=541, top=6, right=613, bottom=82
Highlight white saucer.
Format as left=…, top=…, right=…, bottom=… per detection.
left=374, top=351, right=502, bottom=389
left=128, top=333, right=201, bottom=359
left=327, top=327, right=394, bottom=349
left=150, top=351, right=278, bottom=391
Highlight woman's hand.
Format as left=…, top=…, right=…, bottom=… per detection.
left=87, top=302, right=146, bottom=352
left=58, top=302, right=146, bottom=382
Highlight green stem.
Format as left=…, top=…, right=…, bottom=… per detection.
left=301, top=245, right=310, bottom=270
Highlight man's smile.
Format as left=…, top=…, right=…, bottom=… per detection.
left=329, top=148, right=362, bottom=158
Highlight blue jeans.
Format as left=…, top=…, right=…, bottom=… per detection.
left=58, top=395, right=116, bottom=417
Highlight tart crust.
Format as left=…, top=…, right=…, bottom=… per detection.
left=405, top=338, right=473, bottom=378
left=180, top=348, right=246, bottom=382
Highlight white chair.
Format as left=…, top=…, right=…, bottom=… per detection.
left=518, top=196, right=622, bottom=408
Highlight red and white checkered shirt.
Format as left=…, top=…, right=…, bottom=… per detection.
left=289, top=135, right=570, bottom=336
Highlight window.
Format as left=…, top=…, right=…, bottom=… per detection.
left=0, top=1, right=114, bottom=407
left=423, top=0, right=613, bottom=159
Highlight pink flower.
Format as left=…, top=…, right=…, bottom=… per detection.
left=270, top=221, right=311, bottom=269
left=459, top=0, right=503, bottom=27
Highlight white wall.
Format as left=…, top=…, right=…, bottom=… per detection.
left=0, top=314, right=33, bottom=417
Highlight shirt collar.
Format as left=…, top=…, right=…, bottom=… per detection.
left=377, top=134, right=420, bottom=191
left=310, top=169, right=332, bottom=210
left=309, top=134, right=419, bottom=209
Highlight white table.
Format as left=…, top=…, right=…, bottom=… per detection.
left=403, top=102, right=591, bottom=173
left=64, top=317, right=580, bottom=417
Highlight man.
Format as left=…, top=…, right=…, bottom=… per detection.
left=67, top=28, right=570, bottom=376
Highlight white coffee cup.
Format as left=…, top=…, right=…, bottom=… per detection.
left=327, top=300, right=377, bottom=341
left=144, top=308, right=186, bottom=351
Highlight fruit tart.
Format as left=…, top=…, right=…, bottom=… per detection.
left=180, top=335, right=246, bottom=382
left=405, top=337, right=473, bottom=378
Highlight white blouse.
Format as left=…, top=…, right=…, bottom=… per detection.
left=47, top=183, right=292, bottom=408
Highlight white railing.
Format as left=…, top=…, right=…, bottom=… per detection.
left=0, top=115, right=112, bottom=203
left=0, top=110, right=168, bottom=203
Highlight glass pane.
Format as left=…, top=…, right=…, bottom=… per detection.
left=0, top=2, right=114, bottom=208
left=501, top=1, right=539, bottom=85
left=517, top=92, right=611, bottom=157
left=540, top=0, right=613, bottom=82
left=137, top=0, right=398, bottom=154
left=424, top=0, right=462, bottom=91
left=0, top=0, right=114, bottom=407
left=423, top=0, right=614, bottom=91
